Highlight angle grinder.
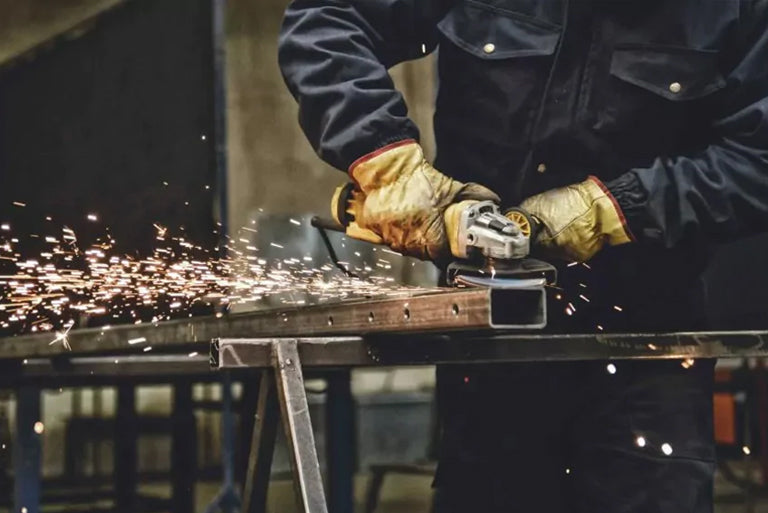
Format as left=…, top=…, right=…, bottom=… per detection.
left=311, top=183, right=556, bottom=290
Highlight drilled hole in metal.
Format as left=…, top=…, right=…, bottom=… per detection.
left=452, top=304, right=460, bottom=316
left=327, top=316, right=334, bottom=326
left=368, top=312, right=375, bottom=323
left=403, top=307, right=411, bottom=321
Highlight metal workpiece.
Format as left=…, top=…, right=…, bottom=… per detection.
left=216, top=330, right=768, bottom=369
left=0, top=287, right=545, bottom=360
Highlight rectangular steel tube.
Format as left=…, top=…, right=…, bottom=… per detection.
left=0, top=287, right=543, bottom=360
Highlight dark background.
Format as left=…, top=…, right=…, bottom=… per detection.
left=706, top=235, right=768, bottom=329
left=0, top=0, right=218, bottom=255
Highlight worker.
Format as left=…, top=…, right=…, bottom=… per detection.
left=278, top=1, right=768, bottom=511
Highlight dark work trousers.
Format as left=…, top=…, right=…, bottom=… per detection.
left=432, top=359, right=716, bottom=513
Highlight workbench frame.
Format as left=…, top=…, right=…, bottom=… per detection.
left=214, top=330, right=768, bottom=513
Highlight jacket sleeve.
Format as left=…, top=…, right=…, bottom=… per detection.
left=606, top=1, right=768, bottom=248
left=278, top=0, right=453, bottom=171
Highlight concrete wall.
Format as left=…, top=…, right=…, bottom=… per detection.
left=226, top=0, right=437, bottom=232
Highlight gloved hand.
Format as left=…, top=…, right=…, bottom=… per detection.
left=349, top=140, right=499, bottom=261
left=517, top=176, right=634, bottom=262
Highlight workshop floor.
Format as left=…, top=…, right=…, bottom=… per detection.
left=183, top=467, right=768, bottom=513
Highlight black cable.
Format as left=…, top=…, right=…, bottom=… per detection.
left=313, top=222, right=359, bottom=279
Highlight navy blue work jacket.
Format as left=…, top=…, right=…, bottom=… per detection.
left=279, top=0, right=768, bottom=329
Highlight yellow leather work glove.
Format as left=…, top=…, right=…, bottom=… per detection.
left=349, top=140, right=499, bottom=261
left=518, top=176, right=634, bottom=262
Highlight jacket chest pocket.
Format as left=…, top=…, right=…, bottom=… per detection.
left=434, top=1, right=561, bottom=150
left=589, top=46, right=727, bottom=151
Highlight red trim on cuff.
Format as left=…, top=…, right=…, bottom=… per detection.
left=587, top=175, right=637, bottom=242
left=347, top=139, right=417, bottom=175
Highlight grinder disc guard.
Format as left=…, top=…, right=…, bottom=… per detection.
left=447, top=258, right=557, bottom=289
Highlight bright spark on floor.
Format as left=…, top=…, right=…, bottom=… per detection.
left=661, top=443, right=673, bottom=455
left=606, top=363, right=617, bottom=375
left=636, top=436, right=646, bottom=448
left=48, top=323, right=73, bottom=351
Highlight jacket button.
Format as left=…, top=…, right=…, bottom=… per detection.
left=669, top=82, right=682, bottom=93
left=483, top=43, right=496, bottom=54
left=537, top=163, right=547, bottom=173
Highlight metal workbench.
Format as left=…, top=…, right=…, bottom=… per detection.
left=2, top=287, right=768, bottom=513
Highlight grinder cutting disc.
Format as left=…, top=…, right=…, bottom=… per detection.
left=447, top=258, right=557, bottom=289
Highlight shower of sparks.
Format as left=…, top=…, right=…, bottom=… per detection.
left=0, top=210, right=434, bottom=339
